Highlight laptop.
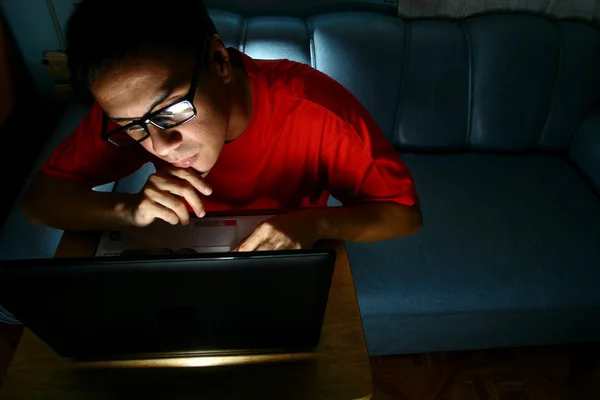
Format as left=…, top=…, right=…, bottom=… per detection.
left=0, top=213, right=337, bottom=361
left=95, top=213, right=276, bottom=256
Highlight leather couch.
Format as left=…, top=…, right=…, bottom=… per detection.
left=1, top=10, right=600, bottom=356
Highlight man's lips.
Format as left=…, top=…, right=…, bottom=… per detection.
left=172, top=154, right=199, bottom=168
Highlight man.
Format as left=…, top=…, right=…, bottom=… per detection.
left=21, top=0, right=422, bottom=251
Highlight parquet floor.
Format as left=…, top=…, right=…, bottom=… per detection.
left=370, top=344, right=600, bottom=399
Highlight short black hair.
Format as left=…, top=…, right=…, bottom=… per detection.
left=66, top=0, right=217, bottom=89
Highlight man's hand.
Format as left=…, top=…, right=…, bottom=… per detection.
left=232, top=202, right=422, bottom=252
left=125, top=166, right=212, bottom=227
left=233, top=211, right=322, bottom=252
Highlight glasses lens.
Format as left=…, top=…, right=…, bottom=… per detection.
left=108, top=124, right=147, bottom=146
left=151, top=100, right=195, bottom=129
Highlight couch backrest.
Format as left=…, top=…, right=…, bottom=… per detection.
left=210, top=10, right=600, bottom=152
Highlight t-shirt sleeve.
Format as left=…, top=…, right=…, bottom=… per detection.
left=320, top=115, right=418, bottom=207
left=40, top=102, right=151, bottom=188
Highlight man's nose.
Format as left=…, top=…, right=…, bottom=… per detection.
left=149, top=126, right=182, bottom=156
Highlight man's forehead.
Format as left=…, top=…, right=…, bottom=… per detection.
left=106, top=87, right=177, bottom=121
left=93, top=56, right=192, bottom=120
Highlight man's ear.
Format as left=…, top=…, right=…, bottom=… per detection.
left=207, top=35, right=232, bottom=84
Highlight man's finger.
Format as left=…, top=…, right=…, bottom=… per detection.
left=149, top=175, right=205, bottom=218
left=143, top=186, right=190, bottom=225
left=256, top=242, right=276, bottom=251
left=160, top=172, right=207, bottom=218
left=236, top=229, right=268, bottom=252
left=170, top=168, right=213, bottom=196
left=231, top=233, right=250, bottom=252
left=236, top=236, right=261, bottom=252
left=178, top=186, right=205, bottom=218
left=145, top=202, right=180, bottom=225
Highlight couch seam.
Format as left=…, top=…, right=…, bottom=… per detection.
left=458, top=21, right=473, bottom=149
left=240, top=17, right=249, bottom=53
left=538, top=21, right=564, bottom=150
left=307, top=18, right=316, bottom=70
left=392, top=20, right=410, bottom=148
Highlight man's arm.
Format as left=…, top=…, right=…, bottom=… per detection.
left=20, top=173, right=136, bottom=231
left=233, top=202, right=421, bottom=252
left=21, top=167, right=212, bottom=232
left=310, top=201, right=422, bottom=243
left=22, top=101, right=150, bottom=231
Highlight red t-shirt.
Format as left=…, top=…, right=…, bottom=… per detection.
left=41, top=50, right=418, bottom=211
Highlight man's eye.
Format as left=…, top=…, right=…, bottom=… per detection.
left=155, top=111, right=176, bottom=121
left=150, top=101, right=195, bottom=128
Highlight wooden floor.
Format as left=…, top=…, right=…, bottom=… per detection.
left=2, top=322, right=599, bottom=399
left=371, top=345, right=600, bottom=400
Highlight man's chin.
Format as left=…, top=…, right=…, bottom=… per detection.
left=192, top=159, right=214, bottom=177
left=193, top=168, right=210, bottom=178
left=190, top=149, right=221, bottom=176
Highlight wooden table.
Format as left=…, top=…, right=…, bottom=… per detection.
left=1, top=231, right=373, bottom=400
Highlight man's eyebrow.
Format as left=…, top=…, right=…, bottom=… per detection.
left=108, top=87, right=176, bottom=121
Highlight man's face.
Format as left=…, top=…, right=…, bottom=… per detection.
left=91, top=41, right=231, bottom=173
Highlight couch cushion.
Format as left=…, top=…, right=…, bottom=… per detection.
left=395, top=20, right=469, bottom=149
left=243, top=17, right=311, bottom=64
left=464, top=16, right=559, bottom=150
left=209, top=9, right=246, bottom=48
left=347, top=154, right=600, bottom=355
left=309, top=12, right=407, bottom=143
left=538, top=22, right=600, bottom=149
left=463, top=17, right=600, bottom=151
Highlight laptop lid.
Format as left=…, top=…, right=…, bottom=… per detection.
left=0, top=250, right=335, bottom=360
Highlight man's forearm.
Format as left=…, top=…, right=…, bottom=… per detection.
left=310, top=202, right=423, bottom=243
left=21, top=174, right=136, bottom=231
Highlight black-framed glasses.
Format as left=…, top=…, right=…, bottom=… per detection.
left=101, top=42, right=209, bottom=147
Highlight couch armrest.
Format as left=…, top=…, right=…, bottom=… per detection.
left=569, top=109, right=600, bottom=196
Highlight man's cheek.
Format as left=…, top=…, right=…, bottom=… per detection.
left=140, top=140, right=156, bottom=155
